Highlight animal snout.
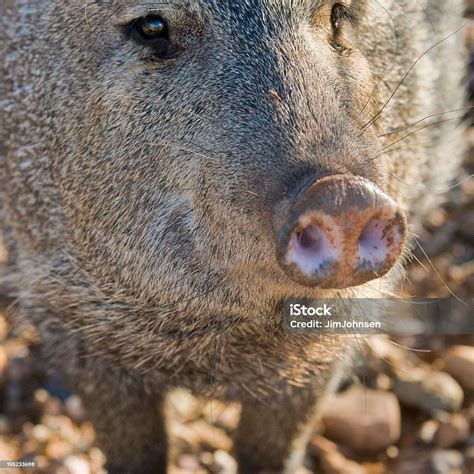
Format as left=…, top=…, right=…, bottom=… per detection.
left=276, top=175, right=407, bottom=289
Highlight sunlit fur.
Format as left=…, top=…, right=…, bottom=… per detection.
left=0, top=0, right=465, bottom=472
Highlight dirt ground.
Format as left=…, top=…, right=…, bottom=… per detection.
left=0, top=12, right=473, bottom=474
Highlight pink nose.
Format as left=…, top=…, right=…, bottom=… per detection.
left=276, top=175, right=407, bottom=289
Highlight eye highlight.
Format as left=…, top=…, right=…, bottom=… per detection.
left=138, top=15, right=168, bottom=39
left=125, top=14, right=176, bottom=59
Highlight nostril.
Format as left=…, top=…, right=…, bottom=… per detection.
left=296, top=224, right=323, bottom=251
left=358, top=219, right=394, bottom=269
left=288, top=223, right=337, bottom=277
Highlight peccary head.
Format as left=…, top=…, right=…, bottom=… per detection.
left=28, top=1, right=402, bottom=300
left=2, top=0, right=463, bottom=362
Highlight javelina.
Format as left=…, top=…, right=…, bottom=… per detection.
left=0, top=0, right=465, bottom=472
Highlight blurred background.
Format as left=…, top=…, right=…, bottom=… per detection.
left=0, top=6, right=473, bottom=474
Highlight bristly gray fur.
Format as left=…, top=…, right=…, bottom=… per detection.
left=0, top=1, right=465, bottom=472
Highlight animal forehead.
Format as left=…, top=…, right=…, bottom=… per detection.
left=115, top=0, right=326, bottom=7
left=109, top=0, right=335, bottom=15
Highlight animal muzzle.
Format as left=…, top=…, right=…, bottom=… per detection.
left=276, top=174, right=407, bottom=289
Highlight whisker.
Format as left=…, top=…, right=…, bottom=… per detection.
left=413, top=237, right=466, bottom=305
left=406, top=247, right=430, bottom=274
left=379, top=116, right=465, bottom=154
left=360, top=22, right=467, bottom=133
left=382, top=141, right=435, bottom=155
left=362, top=337, right=429, bottom=379
left=387, top=172, right=473, bottom=194
left=359, top=0, right=401, bottom=114
left=386, top=339, right=431, bottom=353
left=416, top=0, right=437, bottom=34
left=378, top=106, right=474, bottom=138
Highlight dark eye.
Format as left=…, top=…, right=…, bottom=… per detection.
left=330, top=3, right=353, bottom=53
left=137, top=15, right=168, bottom=39
left=331, top=3, right=352, bottom=31
left=126, top=14, right=175, bottom=59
